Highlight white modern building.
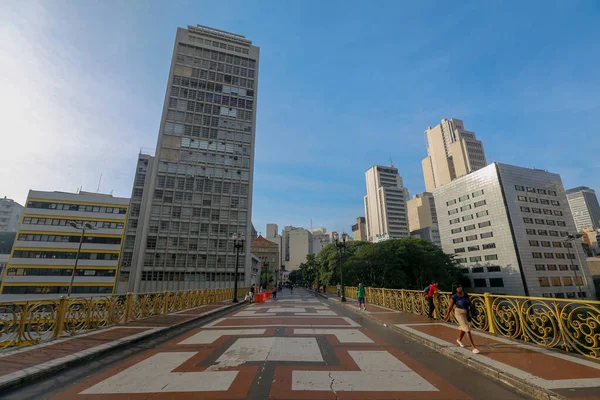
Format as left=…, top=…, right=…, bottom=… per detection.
left=118, top=25, right=260, bottom=293
left=435, top=163, right=596, bottom=299
left=566, top=186, right=600, bottom=231
left=0, top=198, right=24, bottom=233
left=364, top=165, right=409, bottom=241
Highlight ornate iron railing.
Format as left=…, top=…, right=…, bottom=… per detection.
left=0, top=287, right=247, bottom=349
left=340, top=286, right=600, bottom=360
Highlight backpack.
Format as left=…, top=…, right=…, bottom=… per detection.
left=423, top=285, right=430, bottom=295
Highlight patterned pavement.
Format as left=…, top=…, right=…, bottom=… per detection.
left=3, top=289, right=537, bottom=400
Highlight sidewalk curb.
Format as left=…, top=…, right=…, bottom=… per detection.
left=319, top=294, right=566, bottom=400
left=0, top=301, right=246, bottom=394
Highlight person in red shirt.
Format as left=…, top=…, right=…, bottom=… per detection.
left=425, top=280, right=438, bottom=320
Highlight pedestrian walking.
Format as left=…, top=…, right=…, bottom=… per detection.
left=444, top=283, right=480, bottom=354
left=250, top=284, right=256, bottom=303
left=424, top=280, right=439, bottom=320
left=357, top=283, right=366, bottom=311
left=336, top=283, right=341, bottom=297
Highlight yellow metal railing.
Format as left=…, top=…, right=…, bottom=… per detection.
left=342, top=286, right=600, bottom=360
left=0, top=287, right=248, bottom=349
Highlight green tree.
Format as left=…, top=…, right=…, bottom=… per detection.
left=288, top=270, right=301, bottom=285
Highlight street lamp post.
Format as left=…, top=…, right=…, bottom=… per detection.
left=232, top=233, right=245, bottom=303
left=334, top=232, right=347, bottom=302
left=67, top=222, right=94, bottom=297
left=565, top=233, right=584, bottom=298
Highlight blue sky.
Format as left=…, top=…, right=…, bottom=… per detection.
left=1, top=1, right=599, bottom=236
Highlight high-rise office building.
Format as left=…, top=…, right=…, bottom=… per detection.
left=407, top=192, right=441, bottom=247
left=566, top=186, right=600, bottom=231
left=351, top=217, right=367, bottom=241
left=435, top=163, right=595, bottom=299
left=281, top=226, right=313, bottom=271
left=364, top=165, right=409, bottom=241
left=0, top=198, right=24, bottom=233
left=119, top=25, right=259, bottom=293
left=0, top=190, right=129, bottom=300
left=422, top=118, right=487, bottom=192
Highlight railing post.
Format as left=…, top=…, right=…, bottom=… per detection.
left=53, top=297, right=68, bottom=339
left=433, top=292, right=439, bottom=319
left=124, top=293, right=133, bottom=323
left=187, top=289, right=193, bottom=309
left=401, top=289, right=407, bottom=311
left=163, top=291, right=170, bottom=314
left=484, top=293, right=495, bottom=334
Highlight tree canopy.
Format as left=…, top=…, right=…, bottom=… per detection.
left=297, top=238, right=463, bottom=291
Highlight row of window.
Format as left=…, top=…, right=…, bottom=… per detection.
left=445, top=190, right=484, bottom=207
left=517, top=196, right=560, bottom=206
left=17, top=234, right=121, bottom=245
left=454, top=254, right=498, bottom=262
left=531, top=252, right=576, bottom=259
left=449, top=210, right=489, bottom=224
left=151, top=192, right=248, bottom=210
left=12, top=251, right=119, bottom=260
left=538, top=276, right=583, bottom=287
left=177, top=41, right=254, bottom=65
left=156, top=175, right=249, bottom=195
left=21, top=218, right=125, bottom=230
left=142, top=253, right=241, bottom=268
left=173, top=71, right=254, bottom=92
left=526, top=228, right=569, bottom=237
left=451, top=221, right=491, bottom=235
left=470, top=277, right=504, bottom=288
left=27, top=202, right=127, bottom=214
left=523, top=217, right=567, bottom=226
left=2, top=285, right=113, bottom=294
left=535, top=264, right=579, bottom=271
left=448, top=200, right=487, bottom=215
left=452, top=232, right=494, bottom=243
left=149, top=206, right=247, bottom=223
left=515, top=185, right=557, bottom=196
left=146, top=221, right=245, bottom=236
left=529, top=240, right=571, bottom=248
left=541, top=292, right=586, bottom=299
left=5, top=268, right=116, bottom=277
left=520, top=206, right=563, bottom=216
left=140, top=271, right=245, bottom=282
left=460, top=266, right=501, bottom=273
left=156, top=161, right=252, bottom=181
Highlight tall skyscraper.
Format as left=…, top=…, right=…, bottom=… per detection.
left=566, top=186, right=600, bottom=231
left=364, top=165, right=409, bottom=241
left=407, top=192, right=441, bottom=247
left=118, top=25, right=259, bottom=293
left=1, top=190, right=129, bottom=300
left=435, top=163, right=595, bottom=299
left=0, top=198, right=24, bottom=233
left=422, top=118, right=487, bottom=192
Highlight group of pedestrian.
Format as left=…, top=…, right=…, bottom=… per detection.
left=425, top=279, right=480, bottom=354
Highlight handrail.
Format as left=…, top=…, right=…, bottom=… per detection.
left=338, top=286, right=600, bottom=360
left=0, top=287, right=248, bottom=349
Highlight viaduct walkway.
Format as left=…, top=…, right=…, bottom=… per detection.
left=1, top=289, right=599, bottom=399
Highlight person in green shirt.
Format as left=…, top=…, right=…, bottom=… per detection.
left=357, top=283, right=366, bottom=311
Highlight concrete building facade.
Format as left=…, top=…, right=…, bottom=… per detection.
left=118, top=25, right=260, bottom=293
left=0, top=190, right=129, bottom=300
left=566, top=186, right=600, bottom=231
left=435, top=163, right=595, bottom=299
left=422, top=118, right=487, bottom=192
left=364, top=165, right=409, bottom=241
left=0, top=198, right=24, bottom=233
left=407, top=192, right=440, bottom=246
left=352, top=217, right=367, bottom=241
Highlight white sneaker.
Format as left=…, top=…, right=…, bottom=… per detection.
left=472, top=348, right=480, bottom=354
left=456, top=339, right=465, bottom=348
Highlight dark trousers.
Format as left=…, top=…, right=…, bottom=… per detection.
left=427, top=296, right=435, bottom=319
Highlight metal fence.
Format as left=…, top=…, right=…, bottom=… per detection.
left=335, top=286, right=600, bottom=360
left=0, top=287, right=247, bottom=349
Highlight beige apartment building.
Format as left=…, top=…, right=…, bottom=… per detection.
left=352, top=217, right=367, bottom=241
left=407, top=192, right=441, bottom=247
left=422, top=118, right=487, bottom=192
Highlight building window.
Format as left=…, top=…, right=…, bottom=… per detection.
left=538, top=230, right=548, bottom=235
left=455, top=248, right=465, bottom=253
left=485, top=254, right=498, bottom=261
left=472, top=267, right=484, bottom=273
left=553, top=210, right=563, bottom=216
left=480, top=232, right=493, bottom=239
left=448, top=209, right=459, bottom=215
left=523, top=217, right=533, bottom=223
left=460, top=205, right=472, bottom=211
left=532, top=252, right=543, bottom=258
left=540, top=199, right=550, bottom=205
left=457, top=259, right=467, bottom=264
left=537, top=189, right=547, bottom=195
left=551, top=200, right=560, bottom=206
left=548, top=190, right=557, bottom=196
left=526, top=229, right=536, bottom=235
left=470, top=256, right=482, bottom=262
left=552, top=242, right=562, bottom=248
left=546, top=220, right=556, bottom=226
left=551, top=277, right=562, bottom=286
left=532, top=208, right=542, bottom=214
left=447, top=199, right=457, bottom=206
left=544, top=253, right=554, bottom=259
left=451, top=228, right=462, bottom=234
left=570, top=264, right=579, bottom=271
left=535, top=219, right=545, bottom=224
left=563, top=277, right=573, bottom=286
left=538, top=277, right=550, bottom=287
left=557, top=221, right=566, bottom=226
left=518, top=196, right=528, bottom=202
left=464, top=224, right=476, bottom=231
left=466, top=235, right=478, bottom=241
left=487, top=266, right=501, bottom=272
left=479, top=221, right=491, bottom=228
left=462, top=214, right=474, bottom=221
left=547, top=265, right=558, bottom=271
left=529, top=240, right=540, bottom=246
left=515, top=185, right=525, bottom=191
left=482, top=243, right=496, bottom=249
left=453, top=238, right=464, bottom=244
left=520, top=206, right=531, bottom=212
left=489, top=278, right=504, bottom=287
left=474, top=200, right=486, bottom=208
left=541, top=241, right=551, bottom=247
left=535, top=264, right=546, bottom=271
left=459, top=195, right=470, bottom=202
left=450, top=218, right=460, bottom=224
left=476, top=210, right=488, bottom=218
left=549, top=230, right=558, bottom=236
left=468, top=246, right=480, bottom=252
left=472, top=190, right=484, bottom=197
left=474, top=278, right=487, bottom=287
left=529, top=197, right=539, bottom=203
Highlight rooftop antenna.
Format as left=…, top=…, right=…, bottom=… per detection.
left=390, top=156, right=395, bottom=168
left=96, top=172, right=103, bottom=193
left=310, top=219, right=312, bottom=230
